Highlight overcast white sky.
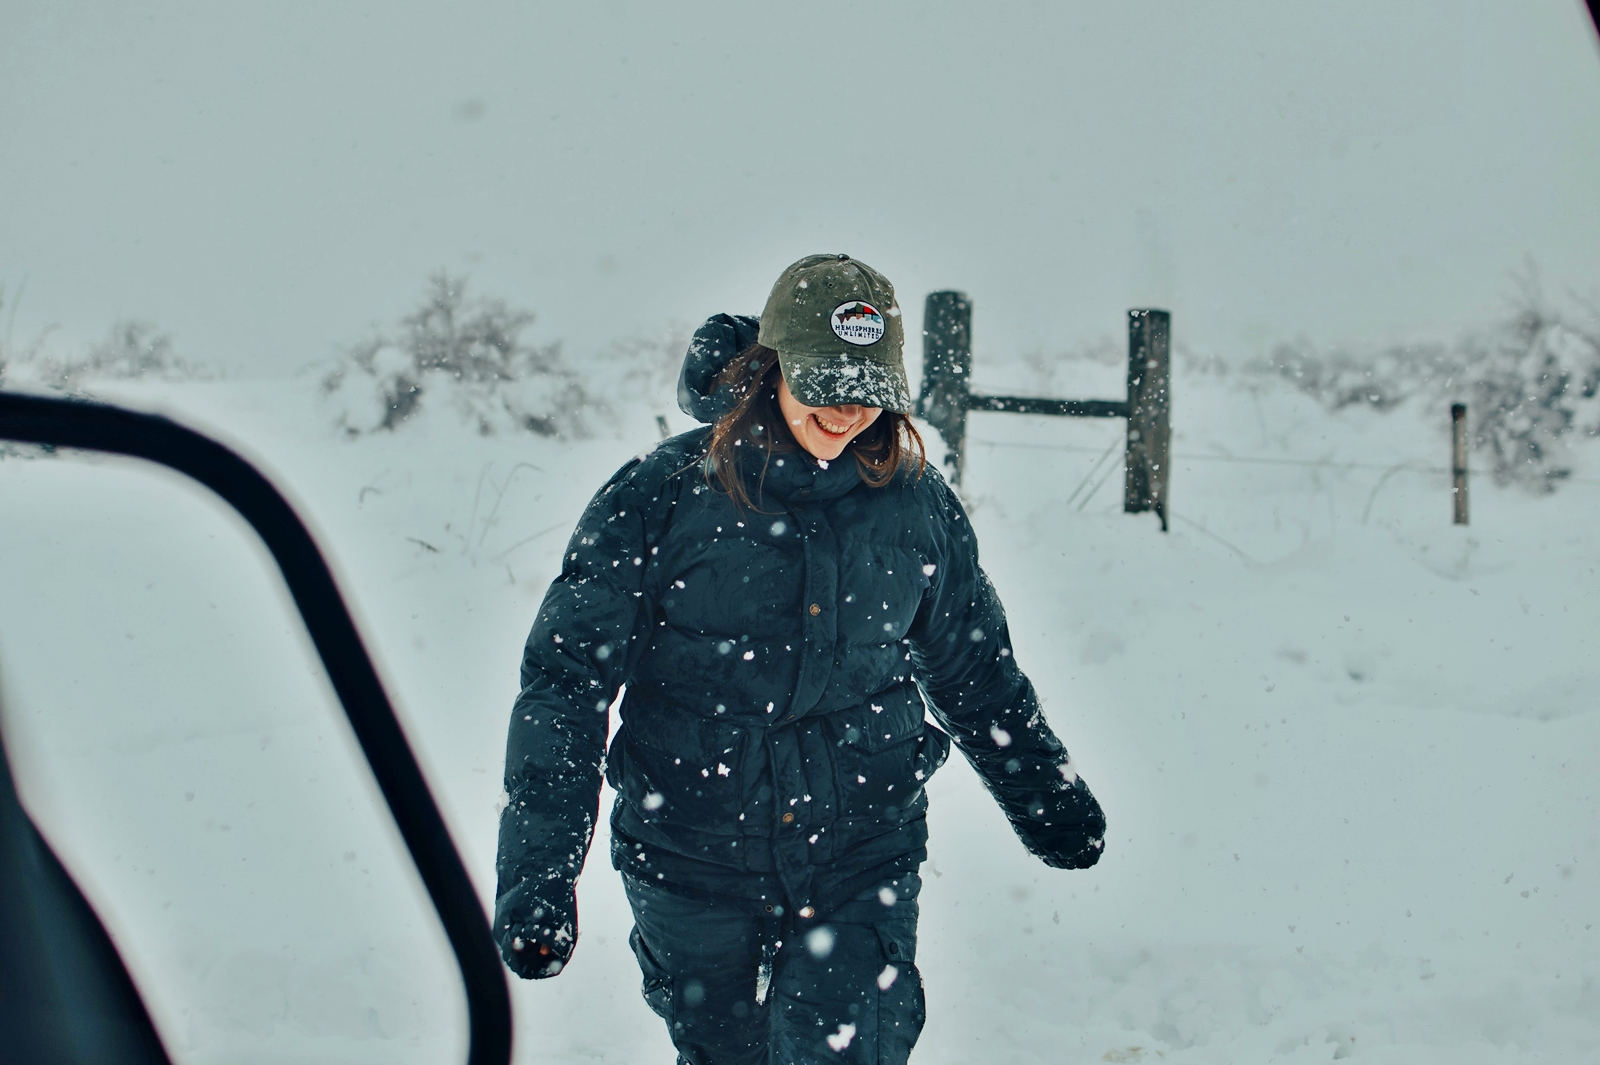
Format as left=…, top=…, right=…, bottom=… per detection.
left=3, top=0, right=1598, bottom=376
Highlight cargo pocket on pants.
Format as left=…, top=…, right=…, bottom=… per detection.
left=872, top=921, right=925, bottom=1063
left=629, top=924, right=675, bottom=1023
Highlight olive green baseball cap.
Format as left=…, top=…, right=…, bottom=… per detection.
left=757, top=253, right=913, bottom=413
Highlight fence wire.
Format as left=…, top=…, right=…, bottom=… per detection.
left=967, top=437, right=1600, bottom=486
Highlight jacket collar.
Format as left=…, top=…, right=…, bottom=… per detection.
left=724, top=444, right=862, bottom=507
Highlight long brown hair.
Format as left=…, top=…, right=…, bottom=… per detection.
left=705, top=344, right=925, bottom=511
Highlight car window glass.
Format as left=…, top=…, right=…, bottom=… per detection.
left=0, top=449, right=468, bottom=1065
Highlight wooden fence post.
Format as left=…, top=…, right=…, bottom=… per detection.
left=912, top=293, right=1172, bottom=530
left=917, top=291, right=973, bottom=485
left=1451, top=402, right=1469, bottom=525
left=1124, top=309, right=1171, bottom=531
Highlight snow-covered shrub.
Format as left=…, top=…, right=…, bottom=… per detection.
left=1261, top=340, right=1426, bottom=412
left=1453, top=304, right=1600, bottom=491
left=1258, top=294, right=1600, bottom=492
left=321, top=273, right=598, bottom=437
left=2, top=313, right=206, bottom=395
left=59, top=321, right=205, bottom=392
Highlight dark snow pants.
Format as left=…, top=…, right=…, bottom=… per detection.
left=622, top=872, right=925, bottom=1065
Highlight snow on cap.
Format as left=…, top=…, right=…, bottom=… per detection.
left=757, top=254, right=912, bottom=413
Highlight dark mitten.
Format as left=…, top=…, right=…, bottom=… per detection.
left=494, top=880, right=578, bottom=980
left=1008, top=778, right=1107, bottom=870
left=1037, top=831, right=1106, bottom=869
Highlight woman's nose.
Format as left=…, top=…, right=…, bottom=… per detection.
left=830, top=405, right=862, bottom=418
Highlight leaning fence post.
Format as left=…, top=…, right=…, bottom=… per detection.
left=1124, top=309, right=1171, bottom=531
left=1451, top=402, right=1469, bottom=525
left=917, top=291, right=973, bottom=485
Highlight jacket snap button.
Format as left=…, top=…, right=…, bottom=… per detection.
left=809, top=604, right=821, bottom=616
left=765, top=904, right=775, bottom=913
left=782, top=812, right=795, bottom=824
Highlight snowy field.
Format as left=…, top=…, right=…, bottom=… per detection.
left=2, top=359, right=1597, bottom=1064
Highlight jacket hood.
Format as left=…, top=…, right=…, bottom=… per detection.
left=677, top=313, right=762, bottom=424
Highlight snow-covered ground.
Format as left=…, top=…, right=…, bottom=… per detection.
left=2, top=358, right=1596, bottom=1064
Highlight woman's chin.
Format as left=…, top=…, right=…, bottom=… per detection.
left=807, top=441, right=849, bottom=461
left=797, top=432, right=850, bottom=461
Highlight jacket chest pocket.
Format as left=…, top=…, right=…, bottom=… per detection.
left=664, top=539, right=802, bottom=640
left=837, top=546, right=931, bottom=646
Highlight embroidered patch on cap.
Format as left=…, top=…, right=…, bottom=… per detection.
left=830, top=301, right=886, bottom=346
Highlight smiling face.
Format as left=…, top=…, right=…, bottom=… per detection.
left=777, top=377, right=884, bottom=461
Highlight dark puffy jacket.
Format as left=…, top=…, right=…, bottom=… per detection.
left=495, top=314, right=1104, bottom=977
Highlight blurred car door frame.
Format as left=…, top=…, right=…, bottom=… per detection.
left=0, top=390, right=512, bottom=1065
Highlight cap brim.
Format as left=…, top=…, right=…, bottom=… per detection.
left=778, top=351, right=914, bottom=414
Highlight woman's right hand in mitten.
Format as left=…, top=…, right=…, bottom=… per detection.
left=494, top=883, right=577, bottom=979
left=504, top=934, right=569, bottom=979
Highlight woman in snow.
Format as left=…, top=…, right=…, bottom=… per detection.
left=495, top=253, right=1105, bottom=1064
